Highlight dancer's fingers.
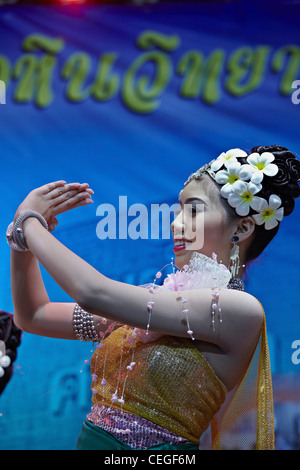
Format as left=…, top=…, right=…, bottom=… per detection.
left=48, top=182, right=81, bottom=199
left=37, top=180, right=68, bottom=195
left=52, top=191, right=93, bottom=215
left=52, top=186, right=94, bottom=207
left=48, top=216, right=59, bottom=232
left=38, top=181, right=94, bottom=200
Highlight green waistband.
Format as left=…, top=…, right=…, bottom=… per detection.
left=75, top=420, right=199, bottom=451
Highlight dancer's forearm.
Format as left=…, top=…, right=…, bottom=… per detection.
left=11, top=249, right=50, bottom=330
left=22, top=217, right=107, bottom=311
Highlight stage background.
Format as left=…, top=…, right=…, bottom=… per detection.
left=0, top=0, right=299, bottom=450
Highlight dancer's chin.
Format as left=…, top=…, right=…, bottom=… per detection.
left=173, top=248, right=194, bottom=270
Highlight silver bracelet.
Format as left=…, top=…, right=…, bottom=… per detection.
left=7, top=211, right=48, bottom=252
left=72, top=304, right=99, bottom=343
left=6, top=222, right=25, bottom=251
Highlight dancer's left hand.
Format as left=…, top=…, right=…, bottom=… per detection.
left=14, top=180, right=94, bottom=231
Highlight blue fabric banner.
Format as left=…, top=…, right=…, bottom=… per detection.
left=0, top=0, right=299, bottom=450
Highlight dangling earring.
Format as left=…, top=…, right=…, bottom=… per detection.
left=229, top=235, right=240, bottom=278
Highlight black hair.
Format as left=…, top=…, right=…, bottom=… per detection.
left=0, top=311, right=22, bottom=395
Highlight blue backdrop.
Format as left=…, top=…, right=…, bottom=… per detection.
left=0, top=0, right=299, bottom=450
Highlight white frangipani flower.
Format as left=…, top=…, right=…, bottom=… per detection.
left=252, top=194, right=284, bottom=230
left=0, top=347, right=11, bottom=378
left=184, top=147, right=285, bottom=232
left=215, top=162, right=254, bottom=198
left=227, top=180, right=264, bottom=216
left=245, top=152, right=279, bottom=184
left=211, top=148, right=247, bottom=171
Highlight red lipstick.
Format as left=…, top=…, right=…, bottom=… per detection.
left=173, top=238, right=191, bottom=252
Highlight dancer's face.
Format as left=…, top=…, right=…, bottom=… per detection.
left=171, top=176, right=233, bottom=269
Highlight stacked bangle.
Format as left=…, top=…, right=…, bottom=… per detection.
left=6, top=211, right=48, bottom=252
left=73, top=304, right=99, bottom=343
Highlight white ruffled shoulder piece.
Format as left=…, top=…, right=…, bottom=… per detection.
left=159, top=252, right=231, bottom=291
left=134, top=253, right=231, bottom=343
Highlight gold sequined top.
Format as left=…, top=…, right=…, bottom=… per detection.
left=90, top=326, right=227, bottom=444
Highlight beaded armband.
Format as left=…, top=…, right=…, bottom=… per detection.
left=72, top=304, right=99, bottom=343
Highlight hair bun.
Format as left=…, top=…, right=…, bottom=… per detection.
left=271, top=151, right=300, bottom=188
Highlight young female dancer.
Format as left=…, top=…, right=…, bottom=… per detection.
left=8, top=145, right=300, bottom=450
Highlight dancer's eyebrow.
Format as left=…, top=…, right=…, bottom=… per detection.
left=178, top=196, right=208, bottom=206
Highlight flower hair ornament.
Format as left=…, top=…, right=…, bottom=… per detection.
left=184, top=148, right=285, bottom=230
left=0, top=341, right=11, bottom=378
